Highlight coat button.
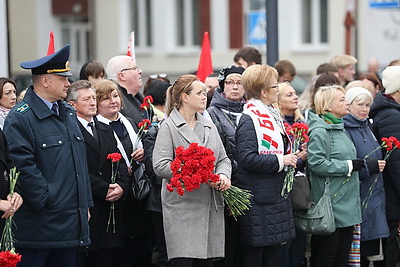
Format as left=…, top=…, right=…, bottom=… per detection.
left=59, top=140, right=62, bottom=144
left=99, top=171, right=102, bottom=176
left=42, top=143, right=47, bottom=147
left=77, top=136, right=81, bottom=140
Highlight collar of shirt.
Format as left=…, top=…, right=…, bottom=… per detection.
left=34, top=91, right=58, bottom=111
left=77, top=116, right=95, bottom=135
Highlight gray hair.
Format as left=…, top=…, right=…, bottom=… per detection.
left=66, top=80, right=94, bottom=102
left=106, top=55, right=135, bottom=82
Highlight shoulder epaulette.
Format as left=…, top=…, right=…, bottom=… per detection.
left=16, top=103, right=30, bottom=113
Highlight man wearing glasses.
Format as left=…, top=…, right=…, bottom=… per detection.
left=106, top=55, right=147, bottom=124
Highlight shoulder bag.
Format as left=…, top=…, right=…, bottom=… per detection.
left=290, top=171, right=312, bottom=210
left=294, top=177, right=335, bottom=235
left=132, top=164, right=151, bottom=200
left=294, top=129, right=335, bottom=235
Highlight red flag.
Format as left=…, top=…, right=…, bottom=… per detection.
left=127, top=31, right=135, bottom=59
left=47, top=31, right=55, bottom=55
left=196, top=32, right=213, bottom=82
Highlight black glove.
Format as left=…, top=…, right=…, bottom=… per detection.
left=352, top=159, right=365, bottom=171
left=366, top=159, right=380, bottom=175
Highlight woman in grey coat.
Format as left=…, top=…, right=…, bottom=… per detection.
left=153, top=74, right=232, bottom=267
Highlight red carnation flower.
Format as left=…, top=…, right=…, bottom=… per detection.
left=107, top=152, right=122, bottom=162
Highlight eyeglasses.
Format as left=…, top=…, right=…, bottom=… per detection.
left=225, top=80, right=242, bottom=86
left=120, top=66, right=138, bottom=72
left=149, top=73, right=167, bottom=79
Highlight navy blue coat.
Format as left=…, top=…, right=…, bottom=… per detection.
left=344, top=114, right=389, bottom=241
left=369, top=92, right=400, bottom=221
left=3, top=86, right=93, bottom=249
left=235, top=114, right=295, bottom=246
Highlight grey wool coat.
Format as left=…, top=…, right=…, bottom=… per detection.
left=153, top=108, right=231, bottom=260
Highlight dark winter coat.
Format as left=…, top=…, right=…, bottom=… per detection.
left=78, top=118, right=130, bottom=251
left=207, top=88, right=244, bottom=182
left=0, top=129, right=13, bottom=232
left=118, top=85, right=147, bottom=124
left=143, top=123, right=162, bottom=213
left=235, top=113, right=295, bottom=246
left=344, top=113, right=389, bottom=241
left=4, top=86, right=93, bottom=248
left=369, top=91, right=400, bottom=220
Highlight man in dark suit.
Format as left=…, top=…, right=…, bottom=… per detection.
left=66, top=80, right=130, bottom=267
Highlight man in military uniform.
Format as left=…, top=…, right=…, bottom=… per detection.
left=3, top=45, right=93, bottom=267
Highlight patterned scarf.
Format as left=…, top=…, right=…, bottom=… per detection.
left=242, top=98, right=290, bottom=157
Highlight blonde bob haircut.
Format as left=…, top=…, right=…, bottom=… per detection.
left=241, top=64, right=278, bottom=99
left=314, top=85, right=345, bottom=115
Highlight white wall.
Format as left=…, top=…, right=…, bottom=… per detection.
left=0, top=0, right=9, bottom=77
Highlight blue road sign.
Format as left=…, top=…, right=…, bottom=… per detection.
left=248, top=11, right=266, bottom=45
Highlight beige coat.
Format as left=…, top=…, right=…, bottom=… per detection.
left=153, top=108, right=231, bottom=260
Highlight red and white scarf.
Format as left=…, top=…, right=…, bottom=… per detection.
left=243, top=98, right=290, bottom=171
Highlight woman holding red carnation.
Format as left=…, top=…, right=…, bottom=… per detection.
left=343, top=87, right=388, bottom=266
left=277, top=81, right=308, bottom=267
left=94, top=79, right=152, bottom=266
left=153, top=74, right=231, bottom=267
left=235, top=65, right=297, bottom=267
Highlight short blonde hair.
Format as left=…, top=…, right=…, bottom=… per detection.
left=314, top=85, right=345, bottom=115
left=330, top=54, right=358, bottom=69
left=241, top=64, right=278, bottom=99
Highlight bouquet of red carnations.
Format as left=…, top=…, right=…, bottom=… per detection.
left=282, top=122, right=309, bottom=196
left=168, top=143, right=252, bottom=220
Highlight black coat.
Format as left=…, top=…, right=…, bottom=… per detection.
left=235, top=114, right=295, bottom=246
left=78, top=117, right=130, bottom=250
left=369, top=91, right=400, bottom=220
left=143, top=124, right=162, bottom=213
left=119, top=85, right=147, bottom=125
left=0, top=129, right=12, bottom=232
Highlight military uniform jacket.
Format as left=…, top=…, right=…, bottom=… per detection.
left=3, top=86, right=93, bottom=249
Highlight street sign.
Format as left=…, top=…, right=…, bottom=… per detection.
left=248, top=11, right=266, bottom=45
left=369, top=0, right=400, bottom=8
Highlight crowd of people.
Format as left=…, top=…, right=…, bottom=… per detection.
left=0, top=44, right=399, bottom=267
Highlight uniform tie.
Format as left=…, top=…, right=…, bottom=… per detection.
left=51, top=103, right=58, bottom=115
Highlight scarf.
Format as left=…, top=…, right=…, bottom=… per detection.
left=97, top=113, right=143, bottom=168
left=321, top=112, right=342, bottom=124
left=242, top=99, right=289, bottom=171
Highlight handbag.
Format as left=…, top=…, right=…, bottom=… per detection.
left=290, top=171, right=312, bottom=210
left=132, top=164, right=151, bottom=200
left=294, top=178, right=335, bottom=235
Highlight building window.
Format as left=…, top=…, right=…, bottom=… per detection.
left=130, top=0, right=152, bottom=48
left=300, top=0, right=328, bottom=45
left=175, top=0, right=200, bottom=47
left=130, top=0, right=200, bottom=51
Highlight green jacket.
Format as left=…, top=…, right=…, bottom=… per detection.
left=307, top=110, right=361, bottom=228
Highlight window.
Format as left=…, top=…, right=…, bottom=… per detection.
left=130, top=0, right=152, bottom=48
left=295, top=0, right=328, bottom=50
left=130, top=0, right=200, bottom=51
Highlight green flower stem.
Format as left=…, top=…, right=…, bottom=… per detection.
left=0, top=167, right=19, bottom=252
left=221, top=186, right=253, bottom=221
